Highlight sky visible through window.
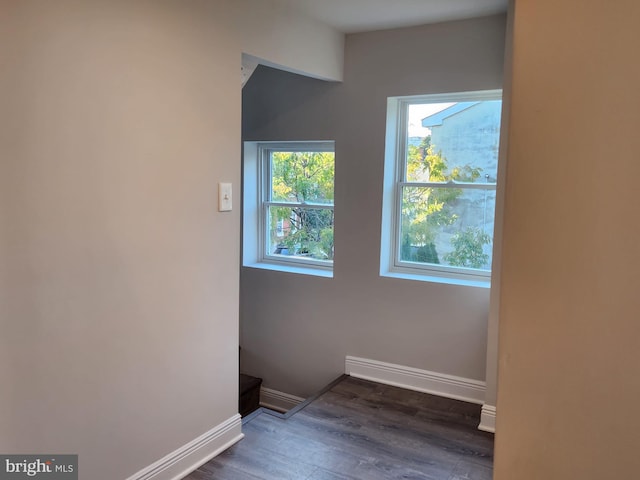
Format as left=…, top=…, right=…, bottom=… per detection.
left=408, top=103, right=454, bottom=137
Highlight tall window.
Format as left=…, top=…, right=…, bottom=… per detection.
left=254, top=142, right=335, bottom=271
left=381, top=90, right=502, bottom=283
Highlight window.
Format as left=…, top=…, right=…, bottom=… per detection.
left=381, top=90, right=502, bottom=285
left=243, top=141, right=335, bottom=275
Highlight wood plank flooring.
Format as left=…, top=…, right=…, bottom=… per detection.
left=184, top=376, right=493, bottom=480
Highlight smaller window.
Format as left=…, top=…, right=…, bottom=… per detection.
left=243, top=141, right=335, bottom=275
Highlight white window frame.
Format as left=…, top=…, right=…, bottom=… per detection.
left=243, top=141, right=335, bottom=277
left=380, top=90, right=503, bottom=287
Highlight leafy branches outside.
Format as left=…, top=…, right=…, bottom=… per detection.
left=444, top=228, right=491, bottom=269
left=270, top=151, right=334, bottom=261
left=402, top=136, right=489, bottom=268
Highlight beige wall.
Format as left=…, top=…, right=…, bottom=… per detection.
left=0, top=2, right=240, bottom=478
left=495, top=0, right=640, bottom=478
left=482, top=0, right=514, bottom=415
left=241, top=15, right=506, bottom=397
left=0, top=1, right=343, bottom=479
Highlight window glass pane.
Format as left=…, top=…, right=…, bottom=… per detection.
left=406, top=101, right=501, bottom=183
left=271, top=151, right=335, bottom=204
left=267, top=206, right=334, bottom=261
left=400, top=186, right=495, bottom=271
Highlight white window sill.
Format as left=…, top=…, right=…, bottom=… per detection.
left=243, top=261, right=333, bottom=278
left=380, top=269, right=490, bottom=289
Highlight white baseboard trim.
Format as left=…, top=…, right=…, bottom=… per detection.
left=478, top=404, right=496, bottom=433
left=345, top=356, right=486, bottom=405
left=125, top=414, right=243, bottom=480
left=260, top=387, right=305, bottom=413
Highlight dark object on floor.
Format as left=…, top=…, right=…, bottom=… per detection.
left=239, top=374, right=262, bottom=417
left=189, top=375, right=494, bottom=480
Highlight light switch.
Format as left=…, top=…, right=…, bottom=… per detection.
left=218, top=182, right=232, bottom=212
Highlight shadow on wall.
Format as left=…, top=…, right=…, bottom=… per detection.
left=242, top=65, right=341, bottom=138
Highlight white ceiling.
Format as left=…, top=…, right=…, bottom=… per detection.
left=276, top=0, right=508, bottom=34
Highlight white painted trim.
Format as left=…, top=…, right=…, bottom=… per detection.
left=260, top=387, right=305, bottom=413
left=241, top=54, right=259, bottom=88
left=125, top=414, right=243, bottom=480
left=478, top=404, right=496, bottom=433
left=345, top=356, right=486, bottom=405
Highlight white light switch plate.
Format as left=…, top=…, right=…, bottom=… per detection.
left=218, top=182, right=232, bottom=212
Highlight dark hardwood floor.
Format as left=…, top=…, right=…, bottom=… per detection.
left=185, top=376, right=493, bottom=480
